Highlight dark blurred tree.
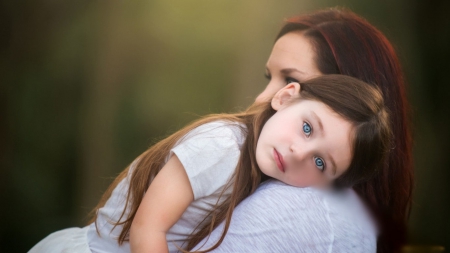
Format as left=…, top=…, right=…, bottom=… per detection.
left=0, top=1, right=90, bottom=251
left=408, top=0, right=450, bottom=248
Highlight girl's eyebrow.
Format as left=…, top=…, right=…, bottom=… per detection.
left=311, top=111, right=337, bottom=175
left=311, top=111, right=324, bottom=133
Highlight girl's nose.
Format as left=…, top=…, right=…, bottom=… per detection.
left=290, top=143, right=310, bottom=162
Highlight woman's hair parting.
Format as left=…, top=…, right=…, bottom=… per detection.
left=276, top=8, right=413, bottom=252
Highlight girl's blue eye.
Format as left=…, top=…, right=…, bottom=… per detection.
left=314, top=157, right=325, bottom=171
left=286, top=77, right=299, bottom=84
left=264, top=73, right=271, bottom=80
left=303, top=122, right=312, bottom=136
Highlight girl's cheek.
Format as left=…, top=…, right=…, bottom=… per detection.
left=292, top=170, right=316, bottom=187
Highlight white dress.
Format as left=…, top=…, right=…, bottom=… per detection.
left=29, top=121, right=246, bottom=253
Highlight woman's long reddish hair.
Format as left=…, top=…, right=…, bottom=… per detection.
left=276, top=8, right=413, bottom=253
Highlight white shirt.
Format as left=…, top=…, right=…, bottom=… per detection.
left=86, top=121, right=246, bottom=253
left=193, top=180, right=377, bottom=253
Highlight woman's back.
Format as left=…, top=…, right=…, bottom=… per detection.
left=194, top=180, right=377, bottom=252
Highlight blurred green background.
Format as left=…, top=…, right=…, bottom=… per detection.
left=1, top=0, right=449, bottom=252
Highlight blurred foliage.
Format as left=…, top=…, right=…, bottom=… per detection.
left=1, top=0, right=449, bottom=252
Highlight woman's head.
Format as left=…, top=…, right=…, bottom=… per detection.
left=256, top=75, right=391, bottom=189
left=258, top=8, right=406, bottom=106
left=256, top=31, right=321, bottom=102
left=256, top=8, right=412, bottom=252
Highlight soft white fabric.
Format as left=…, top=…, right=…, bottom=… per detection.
left=29, top=227, right=91, bottom=253
left=163, top=121, right=245, bottom=251
left=193, top=180, right=377, bottom=253
left=88, top=121, right=245, bottom=253
left=29, top=121, right=245, bottom=253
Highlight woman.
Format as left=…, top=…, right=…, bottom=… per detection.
left=30, top=8, right=411, bottom=253
left=194, top=8, right=413, bottom=253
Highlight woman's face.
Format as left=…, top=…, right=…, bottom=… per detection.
left=256, top=32, right=322, bottom=103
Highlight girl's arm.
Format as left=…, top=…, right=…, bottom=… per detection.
left=130, top=154, right=194, bottom=253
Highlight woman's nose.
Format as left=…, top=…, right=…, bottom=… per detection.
left=256, top=81, right=280, bottom=103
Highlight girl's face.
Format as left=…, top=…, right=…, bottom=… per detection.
left=256, top=83, right=354, bottom=188
left=256, top=32, right=322, bottom=103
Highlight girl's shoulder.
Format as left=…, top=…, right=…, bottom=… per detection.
left=170, top=120, right=246, bottom=200
left=180, top=120, right=246, bottom=145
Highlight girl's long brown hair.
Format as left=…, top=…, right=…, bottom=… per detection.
left=89, top=99, right=275, bottom=249
left=277, top=8, right=413, bottom=252
left=90, top=74, right=391, bottom=252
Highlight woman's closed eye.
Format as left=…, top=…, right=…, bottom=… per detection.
left=263, top=71, right=299, bottom=85
left=285, top=77, right=299, bottom=84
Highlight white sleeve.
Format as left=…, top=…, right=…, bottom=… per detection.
left=170, top=121, right=244, bottom=200
left=193, top=180, right=376, bottom=253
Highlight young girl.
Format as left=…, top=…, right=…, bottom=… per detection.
left=29, top=74, right=391, bottom=253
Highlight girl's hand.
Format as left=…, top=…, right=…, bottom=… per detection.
left=130, top=154, right=194, bottom=253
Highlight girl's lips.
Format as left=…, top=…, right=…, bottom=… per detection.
left=273, top=149, right=285, bottom=173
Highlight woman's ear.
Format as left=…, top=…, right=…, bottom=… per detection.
left=271, top=82, right=301, bottom=111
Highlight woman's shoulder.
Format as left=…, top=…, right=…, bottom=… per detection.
left=257, top=180, right=368, bottom=206
left=230, top=180, right=376, bottom=251
left=256, top=180, right=374, bottom=219
left=252, top=180, right=328, bottom=211
left=256, top=180, right=320, bottom=197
